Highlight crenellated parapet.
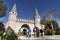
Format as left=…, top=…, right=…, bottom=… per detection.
left=16, top=18, right=34, bottom=23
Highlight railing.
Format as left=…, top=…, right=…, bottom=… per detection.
left=16, top=19, right=34, bottom=23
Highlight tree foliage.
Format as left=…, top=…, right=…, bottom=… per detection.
left=55, top=28, right=60, bottom=35
left=0, top=0, right=7, bottom=17
left=0, top=22, right=5, bottom=36
left=41, top=9, right=60, bottom=35
left=42, top=9, right=60, bottom=20
left=5, top=27, right=18, bottom=40
left=41, top=18, right=59, bottom=35
left=41, top=20, right=59, bottom=30
left=0, top=22, right=5, bottom=40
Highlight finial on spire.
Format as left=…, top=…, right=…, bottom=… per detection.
left=11, top=3, right=17, bottom=12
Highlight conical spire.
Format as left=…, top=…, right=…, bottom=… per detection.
left=35, top=8, right=39, bottom=16
left=34, top=8, right=41, bottom=29
left=11, top=3, right=17, bottom=12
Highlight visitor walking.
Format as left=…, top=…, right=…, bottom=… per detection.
left=28, top=29, right=31, bottom=37
left=33, top=27, right=37, bottom=37
left=36, top=27, right=40, bottom=37
left=33, top=27, right=40, bottom=37
left=33, top=30, right=36, bottom=37
left=40, top=29, right=43, bottom=36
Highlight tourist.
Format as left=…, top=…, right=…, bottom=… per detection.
left=28, top=29, right=31, bottom=37
left=36, top=27, right=40, bottom=37
left=40, top=29, right=43, bottom=36
left=33, top=27, right=37, bottom=37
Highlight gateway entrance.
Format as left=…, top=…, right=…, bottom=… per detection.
left=20, top=24, right=30, bottom=36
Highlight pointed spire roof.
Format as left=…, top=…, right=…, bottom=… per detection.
left=11, top=3, right=17, bottom=12
left=35, top=8, right=40, bottom=16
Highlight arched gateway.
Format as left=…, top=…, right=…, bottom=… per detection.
left=20, top=24, right=30, bottom=31
left=5, top=3, right=44, bottom=35
left=20, top=24, right=30, bottom=35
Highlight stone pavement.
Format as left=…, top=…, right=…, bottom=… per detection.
left=19, top=35, right=60, bottom=40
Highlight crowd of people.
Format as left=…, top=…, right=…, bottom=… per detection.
left=33, top=27, right=44, bottom=37
left=21, top=27, right=44, bottom=37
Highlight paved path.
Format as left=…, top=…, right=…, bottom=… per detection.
left=19, top=35, right=60, bottom=40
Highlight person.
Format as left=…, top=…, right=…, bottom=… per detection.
left=22, top=29, right=27, bottom=36
left=40, top=29, right=43, bottom=36
left=36, top=27, right=40, bottom=37
left=33, top=27, right=37, bottom=37
left=33, top=30, right=36, bottom=37
left=28, top=29, right=31, bottom=37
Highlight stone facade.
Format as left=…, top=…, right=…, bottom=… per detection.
left=5, top=3, right=42, bottom=34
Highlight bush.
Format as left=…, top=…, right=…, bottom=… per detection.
left=55, top=28, right=60, bottom=35
left=44, top=29, right=55, bottom=35
left=4, top=27, right=18, bottom=40
left=5, top=32, right=18, bottom=40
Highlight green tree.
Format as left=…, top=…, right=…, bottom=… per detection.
left=42, top=9, right=59, bottom=29
left=5, top=27, right=18, bottom=40
left=0, top=22, right=5, bottom=36
left=41, top=9, right=60, bottom=35
left=51, top=20, right=59, bottom=30
left=0, top=0, right=7, bottom=17
left=55, top=28, right=60, bottom=35
left=42, top=9, right=60, bottom=20
left=44, top=30, right=53, bottom=35
left=43, top=20, right=58, bottom=35
left=0, top=22, right=5, bottom=40
left=41, top=20, right=59, bottom=30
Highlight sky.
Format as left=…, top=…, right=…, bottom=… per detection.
left=0, top=0, right=60, bottom=26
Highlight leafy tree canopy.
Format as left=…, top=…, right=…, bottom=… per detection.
left=0, top=0, right=7, bottom=17
left=42, top=9, right=60, bottom=20
left=41, top=9, right=60, bottom=35
left=0, top=22, right=5, bottom=36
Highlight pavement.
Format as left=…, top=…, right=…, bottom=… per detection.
left=19, top=35, right=60, bottom=40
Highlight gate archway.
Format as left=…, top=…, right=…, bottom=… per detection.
left=20, top=24, right=30, bottom=36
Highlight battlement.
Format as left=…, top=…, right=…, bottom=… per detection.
left=16, top=18, right=34, bottom=23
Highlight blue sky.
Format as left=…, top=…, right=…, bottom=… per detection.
left=0, top=0, right=60, bottom=26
